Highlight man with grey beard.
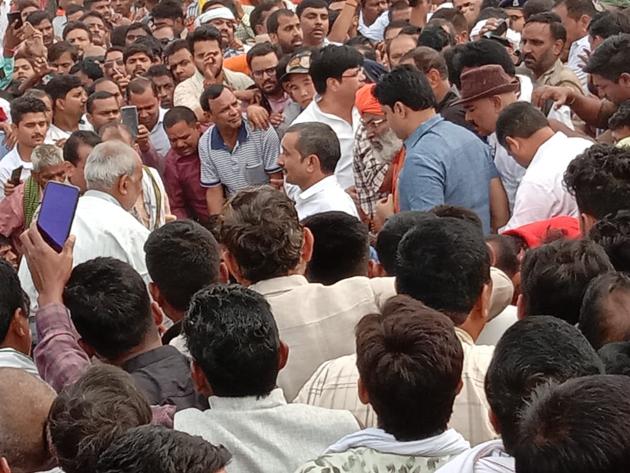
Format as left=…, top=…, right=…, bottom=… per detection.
left=353, top=84, right=404, bottom=225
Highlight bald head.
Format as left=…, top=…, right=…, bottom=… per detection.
left=0, top=368, right=56, bottom=473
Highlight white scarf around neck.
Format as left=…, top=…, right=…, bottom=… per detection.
left=435, top=439, right=515, bottom=473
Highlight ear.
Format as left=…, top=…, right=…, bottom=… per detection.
left=326, top=77, right=339, bottom=93
left=191, top=360, right=213, bottom=398
left=474, top=280, right=492, bottom=323
left=491, top=94, right=503, bottom=111
left=149, top=281, right=163, bottom=307
left=552, top=38, right=564, bottom=56
left=150, top=300, right=164, bottom=327
left=367, top=259, right=378, bottom=278
left=218, top=261, right=230, bottom=284
left=579, top=13, right=591, bottom=30
left=223, top=248, right=248, bottom=285
left=393, top=101, right=405, bottom=117
left=86, top=113, right=94, bottom=126
left=357, top=377, right=370, bottom=406
left=619, top=72, right=630, bottom=88
left=489, top=408, right=502, bottom=434
left=301, top=226, right=314, bottom=264
left=456, top=378, right=463, bottom=396
left=269, top=32, right=278, bottom=43
left=516, top=293, right=526, bottom=320
left=505, top=136, right=519, bottom=156
left=425, top=68, right=440, bottom=87
left=305, top=153, right=320, bottom=173
left=371, top=262, right=388, bottom=277
left=580, top=212, right=597, bottom=235
left=117, top=174, right=130, bottom=196
left=78, top=338, right=97, bottom=358
left=278, top=340, right=289, bottom=371
left=0, top=457, right=11, bottom=473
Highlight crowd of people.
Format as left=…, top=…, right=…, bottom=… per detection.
left=0, top=0, right=630, bottom=471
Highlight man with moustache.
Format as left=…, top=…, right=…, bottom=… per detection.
left=296, top=0, right=330, bottom=48
left=268, top=9, right=304, bottom=55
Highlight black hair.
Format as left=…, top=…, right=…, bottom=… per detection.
left=187, top=25, right=223, bottom=54
left=250, top=0, right=283, bottom=33
left=564, top=144, right=630, bottom=220
left=95, top=425, right=231, bottom=473
left=449, top=39, right=515, bottom=89
left=514, top=375, right=630, bottom=473
left=309, top=45, right=363, bottom=94
left=383, top=19, right=409, bottom=38
left=485, top=234, right=520, bottom=278
left=145, top=64, right=173, bottom=80
left=296, top=0, right=328, bottom=19
left=399, top=24, right=422, bottom=36
left=374, top=64, right=437, bottom=111
left=151, top=0, right=184, bottom=20
left=356, top=295, right=464, bottom=441
left=588, top=209, right=630, bottom=273
left=0, top=260, right=26, bottom=343
left=375, top=211, right=435, bottom=276
left=65, top=3, right=86, bottom=16
left=485, top=316, right=603, bottom=453
left=523, top=0, right=555, bottom=19
left=9, top=96, right=47, bottom=124
left=598, top=341, right=630, bottom=376
left=430, top=8, right=468, bottom=33
left=553, top=0, right=597, bottom=20
left=525, top=12, right=567, bottom=42
left=267, top=8, right=296, bottom=34
left=183, top=284, right=281, bottom=397
left=26, top=10, right=50, bottom=27
left=302, top=211, right=368, bottom=285
left=588, top=11, right=630, bottom=41
left=44, top=74, right=84, bottom=107
left=63, top=257, right=153, bottom=360
left=579, top=272, right=630, bottom=349
left=64, top=130, right=101, bottom=165
left=395, top=217, right=491, bottom=325
left=584, top=33, right=630, bottom=82
left=48, top=41, right=79, bottom=63
left=608, top=100, right=630, bottom=131
left=521, top=239, right=613, bottom=324
left=62, top=21, right=92, bottom=41
left=285, top=122, right=341, bottom=174
left=70, top=58, right=103, bottom=81
left=144, top=220, right=221, bottom=312
left=476, top=6, right=508, bottom=22
left=86, top=90, right=116, bottom=114
left=246, top=42, right=281, bottom=68
left=163, top=106, right=198, bottom=128
left=417, top=24, right=454, bottom=52
left=430, top=204, right=483, bottom=234
left=200, top=84, right=226, bottom=113
left=496, top=102, right=549, bottom=149
left=345, top=36, right=378, bottom=61
left=123, top=42, right=156, bottom=63
left=110, top=25, right=129, bottom=47
left=164, top=38, right=189, bottom=58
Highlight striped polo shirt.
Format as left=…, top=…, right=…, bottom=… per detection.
left=199, top=118, right=281, bottom=196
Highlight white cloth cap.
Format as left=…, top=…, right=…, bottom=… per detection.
left=195, top=6, right=236, bottom=27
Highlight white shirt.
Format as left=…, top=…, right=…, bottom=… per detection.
left=358, top=10, right=390, bottom=41
left=0, top=146, right=33, bottom=199
left=568, top=35, right=590, bottom=93
left=175, top=388, right=359, bottom=473
left=294, top=175, right=359, bottom=221
left=19, top=190, right=150, bottom=311
left=503, top=132, right=592, bottom=231
left=292, top=100, right=360, bottom=190
left=149, top=108, right=170, bottom=158
left=45, top=119, right=93, bottom=144
left=488, top=133, right=525, bottom=212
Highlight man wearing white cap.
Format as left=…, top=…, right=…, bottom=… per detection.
left=195, top=6, right=249, bottom=58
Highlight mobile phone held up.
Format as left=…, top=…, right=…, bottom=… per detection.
left=9, top=166, right=23, bottom=185
left=37, top=182, right=80, bottom=253
left=7, top=12, right=22, bottom=30
left=121, top=105, right=139, bottom=141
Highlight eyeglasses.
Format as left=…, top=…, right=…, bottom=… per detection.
left=361, top=117, right=386, bottom=130
left=342, top=67, right=363, bottom=79
left=252, top=66, right=277, bottom=78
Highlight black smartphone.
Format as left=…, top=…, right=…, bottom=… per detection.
left=121, top=105, right=139, bottom=140
left=494, top=20, right=509, bottom=37
left=7, top=12, right=22, bottom=30
left=9, top=166, right=22, bottom=185
left=36, top=182, right=80, bottom=253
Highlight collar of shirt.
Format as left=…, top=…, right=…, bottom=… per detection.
left=208, top=387, right=287, bottom=411
left=249, top=274, right=309, bottom=297
left=122, top=345, right=182, bottom=373
left=529, top=131, right=567, bottom=169
left=454, top=327, right=474, bottom=346
left=210, top=121, right=248, bottom=150
left=403, top=114, right=443, bottom=149
left=83, top=189, right=123, bottom=208
left=151, top=108, right=167, bottom=135
left=437, top=88, right=460, bottom=113
left=569, top=35, right=590, bottom=57
left=309, top=97, right=360, bottom=129
left=538, top=59, right=565, bottom=84
left=298, top=175, right=338, bottom=201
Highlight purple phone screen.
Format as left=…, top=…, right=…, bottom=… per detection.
left=37, top=182, right=80, bottom=252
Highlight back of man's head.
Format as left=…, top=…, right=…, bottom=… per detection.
left=564, top=145, right=630, bottom=222
left=145, top=220, right=221, bottom=313
left=395, top=217, right=491, bottom=325
left=0, top=368, right=56, bottom=473
left=375, top=211, right=436, bottom=276
left=485, top=316, right=603, bottom=453
left=95, top=425, right=231, bottom=473
left=184, top=284, right=283, bottom=397
left=220, top=186, right=304, bottom=283
left=520, top=239, right=613, bottom=324
left=589, top=210, right=630, bottom=274
left=63, top=257, right=154, bottom=361
left=579, top=272, right=630, bottom=349
left=514, top=374, right=630, bottom=473
left=48, top=365, right=152, bottom=473
left=309, top=45, right=364, bottom=95
left=449, top=39, right=516, bottom=89
left=0, top=260, right=27, bottom=346
left=598, top=341, right=630, bottom=376
left=285, top=122, right=341, bottom=176
left=496, top=102, right=550, bottom=150
left=374, top=64, right=437, bottom=112
left=302, top=211, right=368, bottom=285
left=356, top=294, right=463, bottom=441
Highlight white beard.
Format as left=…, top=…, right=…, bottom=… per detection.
left=371, top=128, right=404, bottom=165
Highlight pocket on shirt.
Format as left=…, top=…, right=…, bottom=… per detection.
left=245, top=162, right=268, bottom=186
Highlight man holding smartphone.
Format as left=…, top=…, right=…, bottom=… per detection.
left=0, top=97, right=49, bottom=199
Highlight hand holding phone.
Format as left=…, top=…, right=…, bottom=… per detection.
left=37, top=182, right=80, bottom=253
left=7, top=12, right=22, bottom=30
left=9, top=166, right=23, bottom=185
left=121, top=105, right=139, bottom=140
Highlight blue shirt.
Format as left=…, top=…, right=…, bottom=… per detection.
left=400, top=114, right=496, bottom=233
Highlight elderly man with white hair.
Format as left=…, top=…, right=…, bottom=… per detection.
left=18, top=140, right=150, bottom=310
left=0, top=144, right=68, bottom=257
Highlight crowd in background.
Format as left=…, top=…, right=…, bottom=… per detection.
left=1, top=0, right=630, bottom=471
